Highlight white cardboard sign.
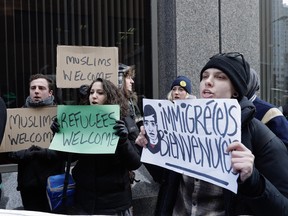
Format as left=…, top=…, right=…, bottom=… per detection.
left=141, top=98, right=240, bottom=193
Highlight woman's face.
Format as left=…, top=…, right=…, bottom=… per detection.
left=171, top=86, right=187, bottom=100
left=125, top=75, right=134, bottom=91
left=200, top=68, right=235, bottom=99
left=89, top=81, right=106, bottom=105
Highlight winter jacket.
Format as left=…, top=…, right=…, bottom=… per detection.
left=252, top=96, right=288, bottom=149
left=9, top=99, right=65, bottom=192
left=9, top=145, right=65, bottom=191
left=155, top=97, right=288, bottom=216
left=71, top=116, right=141, bottom=215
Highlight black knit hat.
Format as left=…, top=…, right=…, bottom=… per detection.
left=171, top=75, right=192, bottom=94
left=200, top=53, right=250, bottom=99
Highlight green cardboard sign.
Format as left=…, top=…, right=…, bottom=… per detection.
left=49, top=105, right=120, bottom=154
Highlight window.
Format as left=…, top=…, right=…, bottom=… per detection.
left=0, top=0, right=152, bottom=108
left=260, top=0, right=288, bottom=107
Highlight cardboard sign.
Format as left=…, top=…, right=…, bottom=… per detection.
left=0, top=107, right=57, bottom=152
left=49, top=105, right=120, bottom=154
left=56, top=45, right=118, bottom=88
left=141, top=98, right=241, bottom=193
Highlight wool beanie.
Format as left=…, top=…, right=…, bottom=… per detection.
left=200, top=55, right=250, bottom=99
left=171, top=75, right=192, bottom=94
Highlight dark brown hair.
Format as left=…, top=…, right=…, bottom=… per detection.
left=86, top=78, right=129, bottom=119
left=29, top=74, right=54, bottom=92
left=119, top=65, right=137, bottom=102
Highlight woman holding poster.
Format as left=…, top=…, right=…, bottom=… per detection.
left=52, top=78, right=141, bottom=215
left=137, top=53, right=288, bottom=215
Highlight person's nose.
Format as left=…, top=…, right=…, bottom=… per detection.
left=92, top=92, right=98, bottom=98
left=205, top=76, right=213, bottom=87
left=131, top=78, right=134, bottom=84
left=34, top=87, right=40, bottom=94
left=147, top=123, right=153, bottom=131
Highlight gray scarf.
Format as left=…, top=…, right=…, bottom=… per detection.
left=24, top=95, right=55, bottom=108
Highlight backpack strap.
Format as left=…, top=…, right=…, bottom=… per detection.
left=62, top=153, right=72, bottom=208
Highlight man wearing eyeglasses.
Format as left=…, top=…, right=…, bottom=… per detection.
left=247, top=68, right=288, bottom=150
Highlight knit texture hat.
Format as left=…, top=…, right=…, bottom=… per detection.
left=171, top=76, right=192, bottom=94
left=200, top=54, right=250, bottom=99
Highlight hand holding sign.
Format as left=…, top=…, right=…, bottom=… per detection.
left=113, top=120, right=128, bottom=141
left=227, top=141, right=255, bottom=182
left=135, top=125, right=148, bottom=147
left=50, top=118, right=60, bottom=135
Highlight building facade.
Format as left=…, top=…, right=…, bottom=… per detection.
left=0, top=0, right=287, bottom=109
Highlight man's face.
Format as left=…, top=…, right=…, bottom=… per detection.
left=29, top=78, right=52, bottom=102
left=144, top=114, right=158, bottom=141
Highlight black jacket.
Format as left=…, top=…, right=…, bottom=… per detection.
left=9, top=145, right=65, bottom=191
left=155, top=97, right=288, bottom=216
left=71, top=116, right=141, bottom=215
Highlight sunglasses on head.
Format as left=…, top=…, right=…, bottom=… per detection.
left=210, top=52, right=248, bottom=74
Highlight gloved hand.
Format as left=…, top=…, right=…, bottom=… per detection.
left=50, top=118, right=60, bottom=135
left=79, top=84, right=89, bottom=97
left=29, top=145, right=46, bottom=158
left=9, top=145, right=40, bottom=161
left=113, top=120, right=128, bottom=141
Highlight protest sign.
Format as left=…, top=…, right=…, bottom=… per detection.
left=49, top=105, right=120, bottom=154
left=56, top=45, right=118, bottom=88
left=141, top=98, right=241, bottom=193
left=0, top=107, right=57, bottom=152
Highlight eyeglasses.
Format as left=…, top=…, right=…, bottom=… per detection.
left=210, top=52, right=248, bottom=75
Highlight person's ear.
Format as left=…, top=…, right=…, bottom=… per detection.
left=49, top=90, right=53, bottom=96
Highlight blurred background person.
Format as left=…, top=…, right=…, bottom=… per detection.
left=246, top=68, right=288, bottom=149
left=118, top=63, right=143, bottom=127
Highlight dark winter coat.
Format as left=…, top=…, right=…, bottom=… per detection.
left=71, top=116, right=141, bottom=215
left=9, top=145, right=65, bottom=191
left=155, top=97, right=288, bottom=216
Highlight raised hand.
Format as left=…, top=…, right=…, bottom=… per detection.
left=50, top=118, right=60, bottom=135
left=135, top=125, right=148, bottom=148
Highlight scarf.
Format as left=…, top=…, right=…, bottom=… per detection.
left=24, top=95, right=55, bottom=108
